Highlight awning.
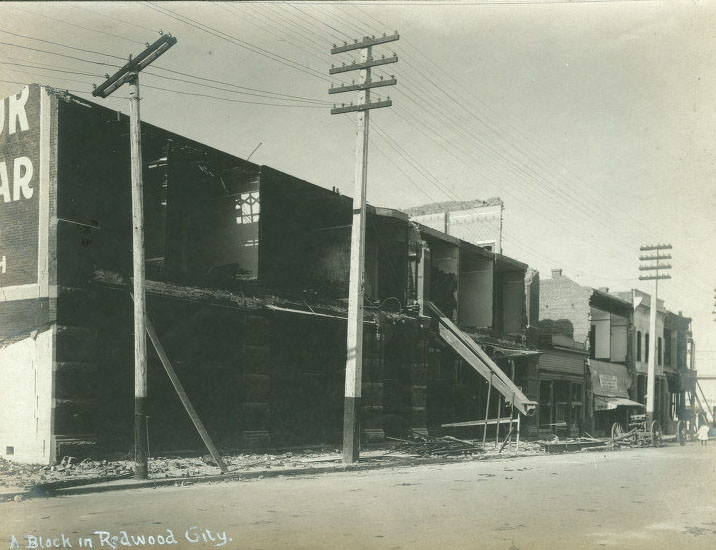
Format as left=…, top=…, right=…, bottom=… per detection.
left=594, top=397, right=645, bottom=412
left=590, top=359, right=631, bottom=399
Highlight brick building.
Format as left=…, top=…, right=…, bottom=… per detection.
left=0, top=84, right=535, bottom=464
left=612, top=290, right=696, bottom=432
left=403, top=198, right=504, bottom=253
left=529, top=269, right=635, bottom=437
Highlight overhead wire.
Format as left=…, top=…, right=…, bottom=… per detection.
left=298, top=11, right=650, bottom=280
left=138, top=82, right=326, bottom=108
left=215, top=3, right=334, bottom=68
left=0, top=27, right=333, bottom=105
left=2, top=5, right=708, bottom=309
left=141, top=2, right=333, bottom=83
left=294, top=4, right=689, bottom=284
left=343, top=6, right=646, bottom=230
left=6, top=4, right=144, bottom=45
left=67, top=3, right=158, bottom=35
left=290, top=7, right=632, bottom=266
left=349, top=3, right=716, bottom=294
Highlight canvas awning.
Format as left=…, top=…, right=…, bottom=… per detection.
left=594, top=396, right=645, bottom=412
left=589, top=359, right=631, bottom=399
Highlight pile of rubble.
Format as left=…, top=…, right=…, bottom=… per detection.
left=386, top=432, right=540, bottom=457
left=0, top=440, right=549, bottom=495
left=0, top=457, right=134, bottom=490
left=148, top=450, right=350, bottom=478
left=387, top=434, right=484, bottom=457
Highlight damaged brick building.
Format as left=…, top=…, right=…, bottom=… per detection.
left=0, top=84, right=536, bottom=464
left=531, top=269, right=696, bottom=437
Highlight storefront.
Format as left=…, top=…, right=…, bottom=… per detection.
left=532, top=334, right=587, bottom=438
left=589, top=359, right=642, bottom=436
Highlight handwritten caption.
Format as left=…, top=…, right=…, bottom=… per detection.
left=8, top=527, right=232, bottom=549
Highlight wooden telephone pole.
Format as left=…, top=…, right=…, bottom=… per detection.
left=639, top=244, right=672, bottom=424
left=329, top=32, right=398, bottom=464
left=93, top=33, right=177, bottom=479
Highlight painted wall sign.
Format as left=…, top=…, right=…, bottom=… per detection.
left=0, top=85, right=41, bottom=287
left=599, top=374, right=619, bottom=394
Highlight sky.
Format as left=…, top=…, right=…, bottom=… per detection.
left=0, top=1, right=714, bottom=373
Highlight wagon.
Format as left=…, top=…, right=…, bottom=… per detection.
left=610, top=413, right=663, bottom=447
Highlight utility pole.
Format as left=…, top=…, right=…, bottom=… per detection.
left=329, top=32, right=398, bottom=464
left=92, top=33, right=177, bottom=479
left=639, top=243, right=672, bottom=424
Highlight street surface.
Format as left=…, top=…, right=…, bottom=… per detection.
left=1, top=443, right=715, bottom=550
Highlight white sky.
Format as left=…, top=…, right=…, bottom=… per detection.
left=1, top=1, right=714, bottom=371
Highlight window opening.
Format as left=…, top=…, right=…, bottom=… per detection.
left=235, top=191, right=260, bottom=224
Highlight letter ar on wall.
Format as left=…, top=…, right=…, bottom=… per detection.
left=0, top=84, right=42, bottom=287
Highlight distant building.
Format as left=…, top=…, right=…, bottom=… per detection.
left=612, top=290, right=698, bottom=429
left=528, top=268, right=634, bottom=438
left=403, top=198, right=503, bottom=253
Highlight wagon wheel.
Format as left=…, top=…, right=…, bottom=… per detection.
left=650, top=420, right=663, bottom=447
left=611, top=422, right=624, bottom=441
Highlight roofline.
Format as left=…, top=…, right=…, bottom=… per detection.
left=372, top=207, right=410, bottom=222
left=494, top=253, right=528, bottom=272
left=590, top=288, right=633, bottom=308
left=415, top=222, right=462, bottom=245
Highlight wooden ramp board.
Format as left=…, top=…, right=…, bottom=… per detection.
left=425, top=301, right=537, bottom=416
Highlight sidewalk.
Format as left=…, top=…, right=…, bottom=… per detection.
left=4, top=436, right=689, bottom=501
left=0, top=444, right=543, bottom=501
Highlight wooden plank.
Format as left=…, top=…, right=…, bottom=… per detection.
left=499, top=425, right=514, bottom=453
left=426, top=301, right=537, bottom=416
left=482, top=373, right=492, bottom=445
left=442, top=418, right=516, bottom=428
left=516, top=414, right=521, bottom=451
left=145, top=317, right=228, bottom=474
left=495, top=395, right=502, bottom=448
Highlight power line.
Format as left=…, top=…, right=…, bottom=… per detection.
left=284, top=5, right=634, bottom=260
left=139, top=81, right=325, bottom=109
left=215, top=3, right=334, bottom=68
left=0, top=60, right=103, bottom=78
left=0, top=27, right=128, bottom=61
left=343, top=6, right=651, bottom=243
left=0, top=29, right=332, bottom=104
left=0, top=40, right=121, bottom=68
left=67, top=3, right=158, bottom=35
left=140, top=70, right=331, bottom=104
left=147, top=64, right=330, bottom=102
left=142, top=2, right=332, bottom=83
left=0, top=76, right=125, bottom=99
left=7, top=4, right=144, bottom=45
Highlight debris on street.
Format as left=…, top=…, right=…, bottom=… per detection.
left=0, top=457, right=133, bottom=491
left=387, top=432, right=542, bottom=458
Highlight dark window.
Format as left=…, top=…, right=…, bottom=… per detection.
left=645, top=333, right=650, bottom=362
left=637, top=375, right=647, bottom=404
left=658, top=337, right=662, bottom=366
left=539, top=380, right=553, bottom=426
left=637, top=331, right=642, bottom=362
left=570, top=383, right=583, bottom=428
left=589, top=325, right=596, bottom=359
left=5, top=446, right=13, bottom=456
left=664, top=330, right=672, bottom=366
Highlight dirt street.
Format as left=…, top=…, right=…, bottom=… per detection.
left=1, top=444, right=715, bottom=550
